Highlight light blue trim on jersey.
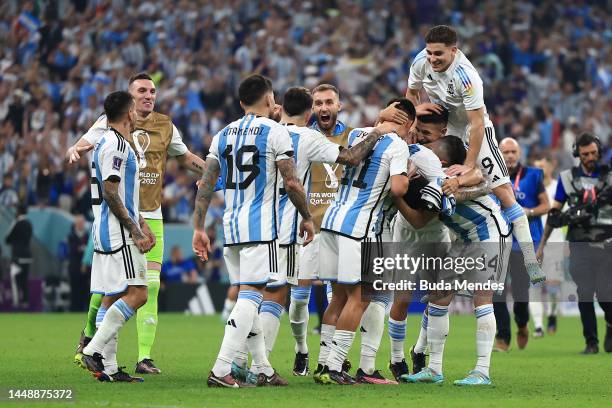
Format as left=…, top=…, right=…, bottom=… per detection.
left=228, top=115, right=251, bottom=244
left=236, top=115, right=257, bottom=242
left=412, top=48, right=427, bottom=65
left=324, top=129, right=363, bottom=229
left=93, top=137, right=112, bottom=252
left=455, top=65, right=473, bottom=89
left=503, top=203, right=524, bottom=222
left=278, top=131, right=300, bottom=243
left=455, top=205, right=490, bottom=241
left=125, top=149, right=136, bottom=221
left=408, top=144, right=421, bottom=155
left=440, top=213, right=471, bottom=242
left=105, top=284, right=128, bottom=296
left=248, top=124, right=271, bottom=242
left=340, top=137, right=393, bottom=235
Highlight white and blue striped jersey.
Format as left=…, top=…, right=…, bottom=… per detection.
left=408, top=49, right=493, bottom=140
left=384, top=143, right=448, bottom=236
left=91, top=128, right=140, bottom=253
left=440, top=194, right=510, bottom=243
left=278, top=124, right=340, bottom=245
left=208, top=114, right=294, bottom=246
left=322, top=127, right=409, bottom=240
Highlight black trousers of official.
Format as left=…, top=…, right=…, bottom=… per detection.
left=493, top=251, right=531, bottom=343
left=568, top=243, right=612, bottom=347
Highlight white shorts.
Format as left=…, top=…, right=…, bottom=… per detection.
left=267, top=244, right=299, bottom=288
left=319, top=231, right=376, bottom=284
left=298, top=234, right=320, bottom=280
left=224, top=241, right=279, bottom=286
left=91, top=244, right=147, bottom=296
left=440, top=235, right=511, bottom=296
left=477, top=127, right=510, bottom=189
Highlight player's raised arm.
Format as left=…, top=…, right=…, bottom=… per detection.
left=335, top=122, right=395, bottom=166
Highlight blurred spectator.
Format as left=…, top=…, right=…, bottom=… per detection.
left=161, top=246, right=199, bottom=284
left=67, top=215, right=89, bottom=311
left=0, top=173, right=19, bottom=209
left=0, top=0, right=607, bottom=223
left=5, top=205, right=32, bottom=309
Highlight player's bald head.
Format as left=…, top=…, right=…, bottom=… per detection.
left=500, top=137, right=520, bottom=150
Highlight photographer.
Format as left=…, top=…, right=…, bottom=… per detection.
left=538, top=133, right=612, bottom=354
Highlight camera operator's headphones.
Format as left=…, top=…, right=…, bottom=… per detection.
left=572, top=132, right=603, bottom=158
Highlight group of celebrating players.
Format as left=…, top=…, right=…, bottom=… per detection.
left=68, top=25, right=546, bottom=387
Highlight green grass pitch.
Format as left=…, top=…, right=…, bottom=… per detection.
left=1, top=313, right=610, bottom=407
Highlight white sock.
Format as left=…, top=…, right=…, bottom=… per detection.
left=318, top=324, right=335, bottom=366
left=504, top=204, right=538, bottom=264
left=359, top=298, right=387, bottom=374
left=414, top=310, right=428, bottom=354
left=529, top=293, right=544, bottom=330
left=102, top=335, right=118, bottom=375
left=234, top=343, right=248, bottom=369
left=290, top=286, right=311, bottom=354
left=212, top=290, right=261, bottom=377
left=388, top=317, right=406, bottom=363
left=83, top=299, right=133, bottom=356
left=475, top=304, right=496, bottom=378
left=326, top=282, right=333, bottom=304
left=221, top=298, right=236, bottom=321
left=427, top=304, right=449, bottom=375
left=247, top=312, right=274, bottom=376
left=326, top=330, right=356, bottom=372
left=260, top=301, right=283, bottom=357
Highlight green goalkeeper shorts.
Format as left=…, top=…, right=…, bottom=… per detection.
left=145, top=218, right=164, bottom=265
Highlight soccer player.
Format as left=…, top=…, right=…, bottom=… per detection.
left=404, top=25, right=545, bottom=284
left=193, top=74, right=314, bottom=388
left=79, top=91, right=155, bottom=382
left=388, top=106, right=488, bottom=380
left=68, top=73, right=206, bottom=374
left=494, top=138, right=550, bottom=350
left=289, top=84, right=353, bottom=375
left=315, top=100, right=411, bottom=385
left=258, top=87, right=396, bottom=376
left=399, top=136, right=510, bottom=386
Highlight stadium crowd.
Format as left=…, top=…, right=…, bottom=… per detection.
left=0, top=0, right=609, bottom=234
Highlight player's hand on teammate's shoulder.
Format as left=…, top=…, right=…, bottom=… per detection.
left=415, top=103, right=444, bottom=116
left=192, top=229, right=211, bottom=261
left=445, top=164, right=472, bottom=176
left=299, top=218, right=315, bottom=246
left=66, top=144, right=93, bottom=164
left=378, top=102, right=411, bottom=126
left=442, top=177, right=460, bottom=195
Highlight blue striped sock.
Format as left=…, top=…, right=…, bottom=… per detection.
left=238, top=290, right=263, bottom=308
left=95, top=307, right=107, bottom=328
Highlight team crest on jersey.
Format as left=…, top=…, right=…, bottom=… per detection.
left=112, top=156, right=122, bottom=170
left=447, top=82, right=455, bottom=95
left=131, top=129, right=151, bottom=169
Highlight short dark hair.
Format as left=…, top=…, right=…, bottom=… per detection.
left=418, top=107, right=449, bottom=125
left=425, top=25, right=458, bottom=46
left=128, top=72, right=153, bottom=85
left=312, top=83, right=339, bottom=96
left=104, top=91, right=134, bottom=122
left=238, top=74, right=273, bottom=106
left=437, top=135, right=466, bottom=165
left=283, top=87, right=313, bottom=117
left=576, top=132, right=600, bottom=149
left=386, top=98, right=416, bottom=121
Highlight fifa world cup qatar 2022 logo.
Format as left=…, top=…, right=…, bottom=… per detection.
left=131, top=129, right=151, bottom=169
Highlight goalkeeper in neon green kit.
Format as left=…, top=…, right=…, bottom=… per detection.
left=67, top=73, right=206, bottom=374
